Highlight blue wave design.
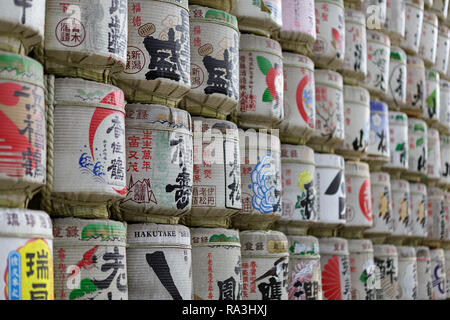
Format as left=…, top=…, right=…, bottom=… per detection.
left=250, top=154, right=278, bottom=214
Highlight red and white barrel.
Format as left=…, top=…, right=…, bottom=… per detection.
left=423, top=71, right=440, bottom=125
left=231, top=0, right=282, bottom=37
left=430, top=249, right=447, bottom=300
left=426, top=187, right=446, bottom=241
left=240, top=230, right=289, bottom=300
left=184, top=117, right=241, bottom=228
left=312, top=0, right=346, bottom=70
left=340, top=9, right=367, bottom=84
left=119, top=104, right=193, bottom=224
left=401, top=0, right=424, bottom=55
left=430, top=0, right=449, bottom=20
left=390, top=179, right=412, bottom=238
left=286, top=235, right=322, bottom=300
left=233, top=130, right=282, bottom=230
left=126, top=223, right=192, bottom=300
left=384, top=112, right=409, bottom=172
left=386, top=47, right=407, bottom=110
left=319, top=237, right=352, bottom=300
left=279, top=145, right=317, bottom=235
left=52, top=217, right=127, bottom=300
left=308, top=69, right=344, bottom=153
left=415, top=246, right=432, bottom=300
left=426, top=128, right=441, bottom=181
left=435, top=25, right=450, bottom=77
left=439, top=80, right=450, bottom=133
left=407, top=118, right=428, bottom=177
left=190, top=227, right=242, bottom=300
left=44, top=0, right=128, bottom=83
left=348, top=239, right=377, bottom=300
left=276, top=0, right=316, bottom=55
left=279, top=53, right=315, bottom=145
left=50, top=78, right=126, bottom=218
left=336, top=86, right=370, bottom=160
left=384, top=0, right=406, bottom=45
left=181, top=5, right=239, bottom=119
left=0, top=208, right=53, bottom=300
left=237, top=34, right=284, bottom=130
left=396, top=246, right=418, bottom=300
left=440, top=135, right=450, bottom=187
left=0, top=51, right=46, bottom=208
left=373, top=244, right=399, bottom=300
left=418, top=12, right=438, bottom=67
left=366, top=101, right=391, bottom=164
left=404, top=55, right=426, bottom=117
left=409, top=183, right=428, bottom=238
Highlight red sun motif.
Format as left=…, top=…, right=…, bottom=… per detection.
left=296, top=75, right=311, bottom=126
left=266, top=66, right=282, bottom=103
left=322, top=255, right=343, bottom=300
left=359, top=179, right=372, bottom=221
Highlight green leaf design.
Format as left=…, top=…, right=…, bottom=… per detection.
left=69, top=278, right=99, bottom=300
left=77, top=89, right=87, bottom=96
left=395, top=142, right=405, bottom=151
left=262, top=88, right=274, bottom=102
left=414, top=124, right=425, bottom=132
left=427, top=90, right=437, bottom=108
left=257, top=56, right=272, bottom=75
left=416, top=137, right=424, bottom=146
left=87, top=90, right=105, bottom=98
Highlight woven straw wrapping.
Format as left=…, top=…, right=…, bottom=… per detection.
left=384, top=0, right=406, bottom=46
left=279, top=53, right=315, bottom=145
left=390, top=180, right=412, bottom=237
left=188, top=0, right=236, bottom=13
left=43, top=0, right=128, bottom=83
left=409, top=183, right=428, bottom=238
left=0, top=208, right=54, bottom=300
left=235, top=34, right=284, bottom=130
left=348, top=239, right=377, bottom=300
left=117, top=103, right=193, bottom=225
left=232, top=131, right=282, bottom=230
left=373, top=244, right=399, bottom=300
left=286, top=235, right=322, bottom=300
left=52, top=217, right=127, bottom=300
left=45, top=77, right=126, bottom=219
left=430, top=249, right=447, bottom=300
left=435, top=25, right=450, bottom=77
left=126, top=223, right=192, bottom=300
left=426, top=188, right=446, bottom=241
left=423, top=71, right=440, bottom=125
left=190, top=227, right=243, bottom=300
left=386, top=47, right=407, bottom=109
left=181, top=117, right=241, bottom=228
left=365, top=101, right=390, bottom=163
left=439, top=81, right=450, bottom=133
left=0, top=0, right=45, bottom=55
left=418, top=12, right=438, bottom=67
left=383, top=112, right=409, bottom=171
left=440, top=135, right=450, bottom=187
left=415, top=246, right=432, bottom=300
left=407, top=118, right=428, bottom=176
left=396, top=245, right=418, bottom=300
left=312, top=0, right=345, bottom=70
left=0, top=51, right=46, bottom=208
left=401, top=0, right=424, bottom=55
left=426, top=129, right=441, bottom=181
left=180, top=5, right=239, bottom=119
left=113, top=0, right=191, bottom=106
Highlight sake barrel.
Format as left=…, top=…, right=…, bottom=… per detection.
left=426, top=128, right=441, bottom=181
left=426, top=187, right=446, bottom=240
left=390, top=179, right=412, bottom=238
left=286, top=235, right=322, bottom=300
left=126, top=223, right=192, bottom=300
left=435, top=25, right=450, bottom=77
left=340, top=9, right=367, bottom=84
left=445, top=192, right=450, bottom=243
left=0, top=0, right=45, bottom=55
left=52, top=217, right=127, bottom=300
left=409, top=183, right=428, bottom=238
left=396, top=246, right=418, bottom=300
left=348, top=239, right=377, bottom=300
left=373, top=244, right=399, bottom=300
left=240, top=230, right=289, bottom=300
left=386, top=46, right=407, bottom=110
left=0, top=51, right=46, bottom=208
left=363, top=0, right=387, bottom=28
left=44, top=0, right=128, bottom=83
left=407, top=118, right=428, bottom=177
left=423, top=70, right=440, bottom=125
left=0, top=208, right=53, bottom=300
left=307, top=70, right=344, bottom=153
left=425, top=0, right=434, bottom=7
left=445, top=250, right=450, bottom=298
left=48, top=78, right=126, bottom=219
left=183, top=117, right=241, bottom=228
left=415, top=246, right=433, bottom=300
left=430, top=248, right=447, bottom=300
left=237, top=34, right=284, bottom=130
left=190, top=227, right=242, bottom=300
left=343, top=0, right=364, bottom=8
left=366, top=101, right=391, bottom=164
left=233, top=130, right=282, bottom=230
left=364, top=172, right=394, bottom=238
left=384, top=0, right=406, bottom=45
left=439, top=80, right=450, bottom=133
left=279, top=144, right=317, bottom=235
left=430, top=0, right=449, bottom=20
left=231, top=0, right=282, bottom=37
left=312, top=0, right=346, bottom=70
left=341, top=161, right=373, bottom=236
left=335, top=86, right=370, bottom=160
left=319, top=237, right=352, bottom=300
left=188, top=0, right=235, bottom=13
left=181, top=5, right=239, bottom=119
left=364, top=31, right=391, bottom=99
left=401, top=0, right=425, bottom=55
left=279, top=53, right=315, bottom=145
left=403, top=55, right=426, bottom=117
left=311, top=153, right=346, bottom=233
left=113, top=0, right=190, bottom=106
left=383, top=112, right=409, bottom=172
left=119, top=104, right=193, bottom=224
left=440, top=135, right=450, bottom=187
left=275, top=0, right=316, bottom=55
left=418, top=12, right=439, bottom=67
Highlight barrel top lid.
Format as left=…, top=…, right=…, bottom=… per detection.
left=370, top=171, right=391, bottom=182
left=344, top=85, right=370, bottom=106
left=396, top=246, right=417, bottom=258
left=428, top=187, right=445, bottom=198
left=287, top=236, right=320, bottom=256
left=314, top=153, right=344, bottom=169
left=281, top=144, right=315, bottom=163
left=348, top=239, right=373, bottom=253
left=366, top=29, right=391, bottom=46
left=127, top=223, right=191, bottom=247
left=427, top=127, right=439, bottom=138
left=239, top=33, right=282, bottom=57
left=373, top=244, right=398, bottom=256
left=52, top=218, right=126, bottom=245
left=239, top=129, right=280, bottom=152
left=390, top=47, right=407, bottom=63
left=415, top=246, right=431, bottom=258
left=0, top=50, right=43, bottom=86
left=391, top=179, right=410, bottom=190
left=345, top=161, right=370, bottom=177
left=370, top=101, right=389, bottom=113
left=192, top=116, right=238, bottom=137
left=409, top=182, right=427, bottom=194
left=0, top=209, right=52, bottom=239
left=389, top=111, right=408, bottom=124
left=314, top=69, right=343, bottom=89
left=407, top=55, right=425, bottom=67
left=189, top=5, right=238, bottom=29
left=282, top=52, right=314, bottom=69
left=430, top=248, right=445, bottom=260
left=318, top=237, right=349, bottom=255
left=345, top=8, right=366, bottom=24
left=423, top=11, right=438, bottom=25
left=161, top=0, right=189, bottom=9
left=240, top=230, right=289, bottom=256
left=190, top=227, right=240, bottom=246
